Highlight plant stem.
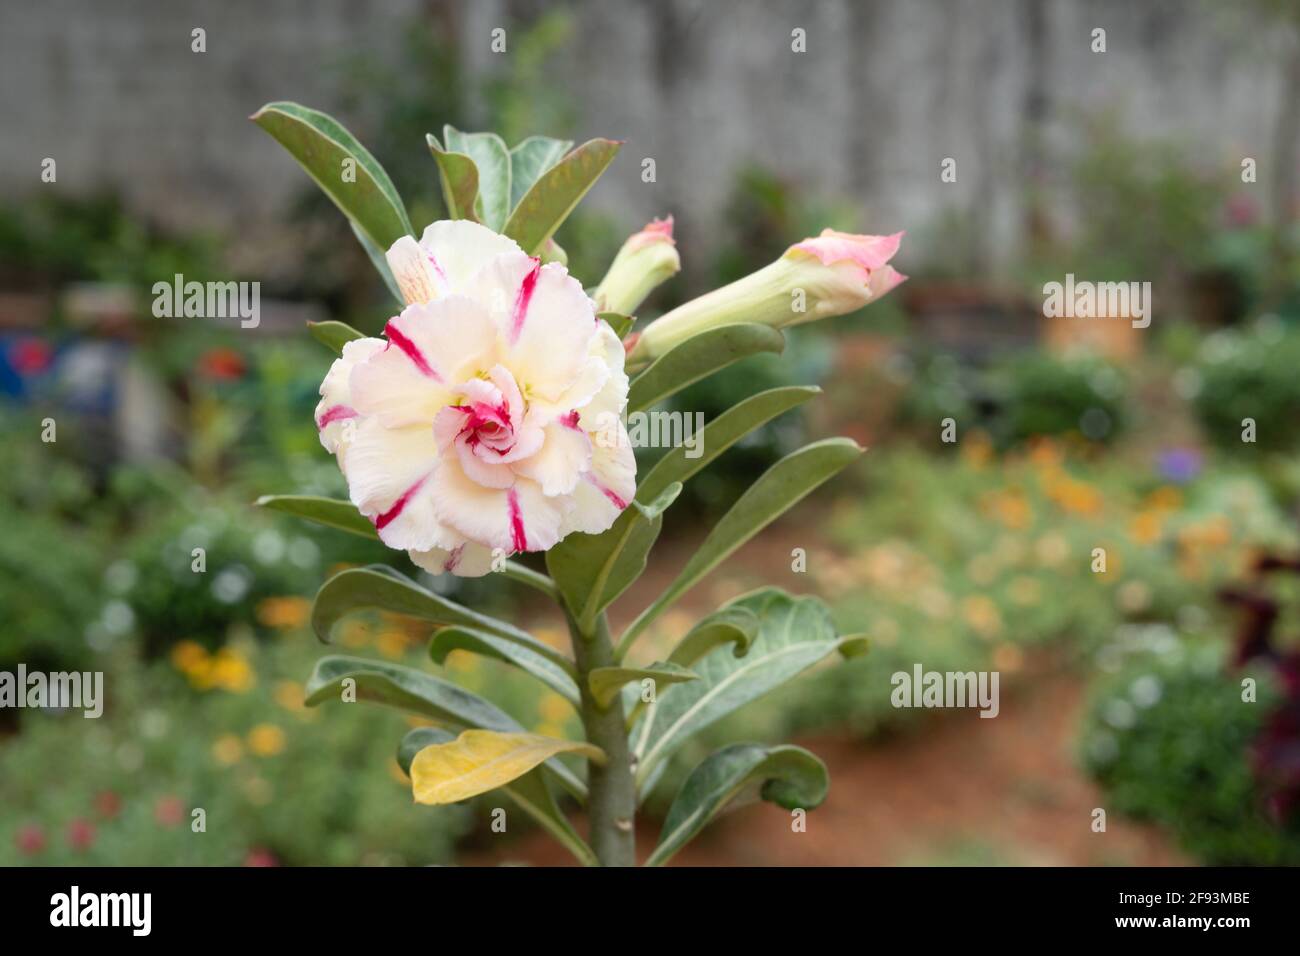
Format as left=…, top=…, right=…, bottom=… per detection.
left=570, top=613, right=637, bottom=866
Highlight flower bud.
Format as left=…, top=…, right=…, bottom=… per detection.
left=593, top=216, right=680, bottom=317
left=628, top=229, right=905, bottom=366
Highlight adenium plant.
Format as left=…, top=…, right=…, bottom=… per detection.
left=252, top=102, right=904, bottom=866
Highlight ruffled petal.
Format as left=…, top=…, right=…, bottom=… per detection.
left=563, top=418, right=636, bottom=536
left=408, top=540, right=497, bottom=578
left=350, top=297, right=498, bottom=428
left=511, top=417, right=593, bottom=497
left=419, top=220, right=524, bottom=292
left=315, top=337, right=384, bottom=458
left=431, top=459, right=565, bottom=554
left=342, top=417, right=452, bottom=551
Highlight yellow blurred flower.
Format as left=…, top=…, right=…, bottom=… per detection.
left=212, top=734, right=244, bottom=765
left=992, top=643, right=1025, bottom=673
left=1145, top=486, right=1183, bottom=512
left=339, top=620, right=371, bottom=649
left=1129, top=510, right=1164, bottom=545
left=247, top=723, right=286, bottom=757
left=170, top=640, right=208, bottom=675
left=533, top=721, right=568, bottom=739
left=210, top=648, right=255, bottom=693
left=960, top=430, right=994, bottom=468
left=273, top=680, right=306, bottom=713
left=255, top=596, right=310, bottom=631
left=961, top=595, right=1003, bottom=639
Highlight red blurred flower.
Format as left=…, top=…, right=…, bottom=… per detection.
left=197, top=347, right=247, bottom=381
left=66, top=818, right=96, bottom=852
left=94, top=790, right=122, bottom=820
left=243, top=847, right=278, bottom=867
left=154, top=794, right=185, bottom=828
left=9, top=337, right=53, bottom=375
left=15, top=824, right=46, bottom=856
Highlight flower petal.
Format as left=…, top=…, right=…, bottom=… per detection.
left=432, top=460, right=565, bottom=554
left=512, top=418, right=593, bottom=497
left=350, top=297, right=498, bottom=428
left=563, top=418, right=636, bottom=536
left=386, top=235, right=442, bottom=305
left=419, top=220, right=524, bottom=292
left=315, top=337, right=383, bottom=457
left=342, top=417, right=454, bottom=551
left=408, top=540, right=497, bottom=578
left=468, top=254, right=596, bottom=403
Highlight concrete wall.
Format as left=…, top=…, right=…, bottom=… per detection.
left=2, top=0, right=1295, bottom=277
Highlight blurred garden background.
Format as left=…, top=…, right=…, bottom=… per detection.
left=2, top=0, right=1300, bottom=866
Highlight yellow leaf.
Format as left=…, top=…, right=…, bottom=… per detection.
left=410, top=730, right=605, bottom=805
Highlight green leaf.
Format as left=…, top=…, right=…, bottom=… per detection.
left=631, top=588, right=859, bottom=791
left=255, top=495, right=378, bottom=540
left=305, top=655, right=584, bottom=801
left=443, top=126, right=512, bottom=231
left=430, top=626, right=579, bottom=704
left=307, top=320, right=366, bottom=355
left=311, top=566, right=569, bottom=672
left=622, top=438, right=863, bottom=648
left=546, top=483, right=681, bottom=633
left=398, top=727, right=595, bottom=866
left=504, top=138, right=621, bottom=255
left=634, top=386, right=820, bottom=504
left=508, top=136, right=574, bottom=210
left=587, top=661, right=697, bottom=710
left=627, top=324, right=785, bottom=415
left=350, top=220, right=404, bottom=305
left=598, top=311, right=635, bottom=340
left=646, top=743, right=829, bottom=866
left=252, top=102, right=412, bottom=250
left=425, top=133, right=480, bottom=221
left=666, top=605, right=760, bottom=668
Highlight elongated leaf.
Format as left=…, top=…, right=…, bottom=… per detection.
left=426, top=133, right=480, bottom=221
left=627, top=324, right=785, bottom=414
left=509, top=136, right=573, bottom=210
left=623, top=438, right=862, bottom=647
left=255, top=494, right=378, bottom=540
left=409, top=729, right=603, bottom=805
left=252, top=102, right=412, bottom=250
left=588, top=661, right=697, bottom=710
left=443, top=126, right=511, bottom=230
left=305, top=655, right=585, bottom=801
left=398, top=727, right=594, bottom=866
left=311, top=566, right=566, bottom=671
left=647, top=743, right=829, bottom=866
left=430, top=626, right=579, bottom=704
left=631, top=588, right=858, bottom=789
left=350, top=220, right=404, bottom=305
left=635, top=386, right=820, bottom=504
left=504, top=139, right=621, bottom=255
left=598, top=311, right=635, bottom=340
left=307, top=319, right=366, bottom=355
left=546, top=483, right=681, bottom=631
left=667, top=605, right=760, bottom=667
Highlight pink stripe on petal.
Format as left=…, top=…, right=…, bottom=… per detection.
left=559, top=410, right=581, bottom=430
left=426, top=253, right=449, bottom=283
left=507, top=487, right=528, bottom=551
left=375, top=475, right=428, bottom=530
left=585, top=472, right=628, bottom=510
left=384, top=321, right=442, bottom=380
left=316, top=405, right=358, bottom=428
left=443, top=544, right=464, bottom=573
left=508, top=259, right=541, bottom=345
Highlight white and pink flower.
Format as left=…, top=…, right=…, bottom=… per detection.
left=314, top=220, right=636, bottom=577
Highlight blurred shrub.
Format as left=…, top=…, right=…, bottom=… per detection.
left=898, top=349, right=1128, bottom=449
left=1079, top=642, right=1300, bottom=864
left=1192, top=319, right=1300, bottom=452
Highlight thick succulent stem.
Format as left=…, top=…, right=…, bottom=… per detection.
left=570, top=614, right=637, bottom=866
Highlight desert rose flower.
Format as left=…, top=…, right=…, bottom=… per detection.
left=627, top=229, right=905, bottom=366
left=314, top=220, right=635, bottom=577
left=593, top=216, right=681, bottom=316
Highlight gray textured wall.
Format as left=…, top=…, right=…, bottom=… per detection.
left=2, top=0, right=1295, bottom=276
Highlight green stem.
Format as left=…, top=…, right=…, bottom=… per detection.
left=501, top=560, right=560, bottom=601
left=569, top=613, right=637, bottom=866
